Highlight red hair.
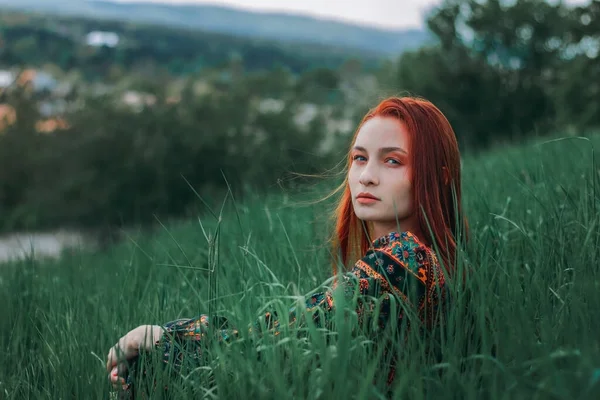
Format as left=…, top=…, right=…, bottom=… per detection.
left=330, top=96, right=467, bottom=275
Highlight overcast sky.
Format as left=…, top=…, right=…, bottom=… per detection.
left=112, top=0, right=593, bottom=30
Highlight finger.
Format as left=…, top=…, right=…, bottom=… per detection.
left=106, top=339, right=131, bottom=372
left=106, top=348, right=115, bottom=372
left=109, top=366, right=121, bottom=382
left=106, top=345, right=122, bottom=372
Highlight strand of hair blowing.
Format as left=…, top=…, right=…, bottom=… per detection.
left=331, top=96, right=467, bottom=275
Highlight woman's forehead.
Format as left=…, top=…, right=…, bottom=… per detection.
left=354, top=116, right=409, bottom=149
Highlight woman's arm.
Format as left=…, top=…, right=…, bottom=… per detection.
left=146, top=245, right=443, bottom=372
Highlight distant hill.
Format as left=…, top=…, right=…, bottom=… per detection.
left=0, top=9, right=386, bottom=77
left=0, top=0, right=432, bottom=55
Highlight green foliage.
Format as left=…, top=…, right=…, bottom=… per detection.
left=390, top=0, right=600, bottom=148
left=1, top=132, right=599, bottom=398
left=0, top=70, right=337, bottom=232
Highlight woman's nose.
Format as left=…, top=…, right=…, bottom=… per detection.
left=359, top=163, right=378, bottom=186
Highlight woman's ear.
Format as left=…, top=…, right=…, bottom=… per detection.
left=442, top=166, right=450, bottom=185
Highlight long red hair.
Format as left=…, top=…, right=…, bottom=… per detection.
left=330, top=96, right=467, bottom=275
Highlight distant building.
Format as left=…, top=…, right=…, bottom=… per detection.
left=18, top=69, right=58, bottom=93
left=35, top=118, right=70, bottom=134
left=122, top=90, right=156, bottom=111
left=0, top=69, right=60, bottom=93
left=0, top=70, right=15, bottom=89
left=86, top=31, right=120, bottom=48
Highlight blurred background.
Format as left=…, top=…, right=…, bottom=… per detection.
left=0, top=0, right=598, bottom=260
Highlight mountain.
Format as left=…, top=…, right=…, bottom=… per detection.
left=0, top=0, right=432, bottom=55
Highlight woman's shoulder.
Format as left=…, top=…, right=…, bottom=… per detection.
left=360, top=231, right=444, bottom=288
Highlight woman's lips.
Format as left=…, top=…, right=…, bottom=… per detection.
left=356, top=193, right=380, bottom=204
left=357, top=197, right=378, bottom=204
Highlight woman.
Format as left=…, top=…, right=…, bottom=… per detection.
left=105, top=96, right=467, bottom=393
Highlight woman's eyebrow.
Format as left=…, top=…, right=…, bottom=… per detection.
left=353, top=146, right=408, bottom=155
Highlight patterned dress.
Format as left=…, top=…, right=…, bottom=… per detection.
left=124, top=231, right=448, bottom=393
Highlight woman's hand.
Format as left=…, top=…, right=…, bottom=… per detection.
left=106, top=324, right=165, bottom=389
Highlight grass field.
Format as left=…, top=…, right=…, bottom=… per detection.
left=1, top=132, right=599, bottom=399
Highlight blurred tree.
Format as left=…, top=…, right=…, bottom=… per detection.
left=394, top=0, right=597, bottom=148
left=295, top=67, right=340, bottom=103
left=553, top=0, right=600, bottom=130
left=0, top=88, right=42, bottom=230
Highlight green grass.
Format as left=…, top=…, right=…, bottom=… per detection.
left=1, top=132, right=600, bottom=399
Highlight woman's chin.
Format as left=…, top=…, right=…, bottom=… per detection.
left=354, top=210, right=380, bottom=221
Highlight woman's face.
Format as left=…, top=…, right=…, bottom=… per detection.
left=348, top=116, right=418, bottom=239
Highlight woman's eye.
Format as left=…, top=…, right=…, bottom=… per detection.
left=385, top=158, right=401, bottom=165
left=353, top=155, right=367, bottom=162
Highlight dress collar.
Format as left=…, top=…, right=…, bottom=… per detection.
left=372, top=231, right=421, bottom=250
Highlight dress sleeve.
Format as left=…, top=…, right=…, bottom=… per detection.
left=152, top=285, right=349, bottom=369
left=153, top=245, right=445, bottom=370
left=154, top=314, right=237, bottom=370
left=348, top=247, right=447, bottom=332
